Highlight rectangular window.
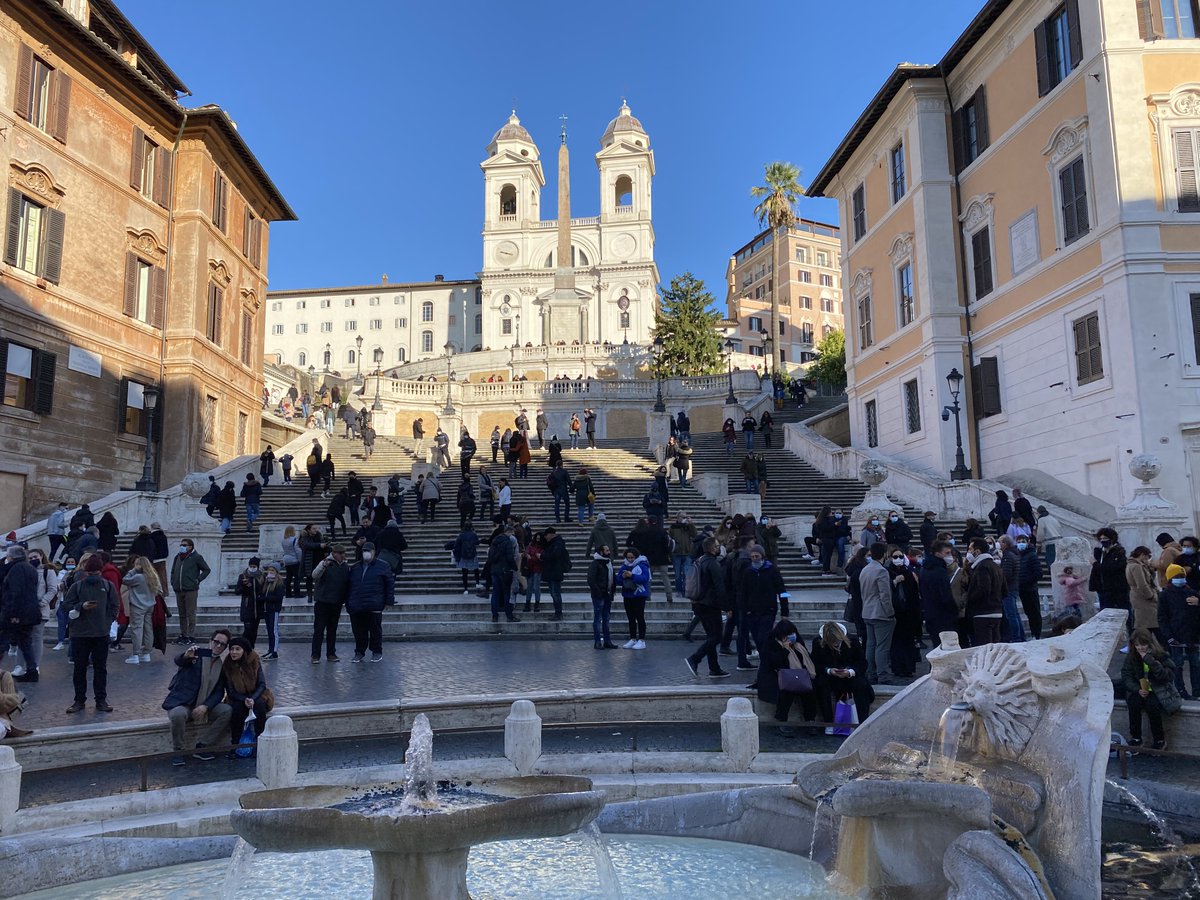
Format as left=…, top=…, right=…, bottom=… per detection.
left=748, top=316, right=762, bottom=332
left=890, top=143, right=906, bottom=203
left=779, top=320, right=786, bottom=336
left=211, top=169, right=228, bottom=233
left=320, top=299, right=331, bottom=308
left=796, top=247, right=810, bottom=263
left=801, top=296, right=812, bottom=309
left=240, top=311, right=253, bottom=365
left=865, top=400, right=879, bottom=448
left=129, top=128, right=168, bottom=207
left=1059, top=157, right=1090, bottom=244
left=1175, top=129, right=1200, bottom=212
left=320, top=322, right=332, bottom=332
left=236, top=411, right=248, bottom=454
left=1073, top=312, right=1103, bottom=384
left=271, top=324, right=284, bottom=335
left=0, top=341, right=54, bottom=414
left=852, top=184, right=866, bottom=241
left=369, top=319, right=382, bottom=330
left=749, top=346, right=765, bottom=358
left=501, top=319, right=513, bottom=335
left=952, top=87, right=990, bottom=173
left=119, top=378, right=148, bottom=436
left=971, top=227, right=994, bottom=299
left=448, top=315, right=457, bottom=326
left=903, top=379, right=921, bottom=434
left=345, top=320, right=357, bottom=331
left=201, top=395, right=217, bottom=445
left=815, top=250, right=829, bottom=267
left=475, top=313, right=482, bottom=333
left=819, top=273, right=834, bottom=287
left=369, top=296, right=380, bottom=306
left=296, top=300, right=306, bottom=310
left=858, top=295, right=874, bottom=349
left=396, top=317, right=408, bottom=328
left=422, top=331, right=434, bottom=353
left=271, top=301, right=282, bottom=312
left=898, top=263, right=915, bottom=326
left=1035, top=2, right=1083, bottom=97
left=799, top=271, right=812, bottom=283
left=1190, top=293, right=1200, bottom=365
left=753, top=285, right=766, bottom=300
left=800, top=324, right=814, bottom=344
left=205, top=284, right=223, bottom=344
left=1153, top=0, right=1200, bottom=38
left=971, top=356, right=1003, bottom=418
left=821, top=297, right=835, bottom=313
left=15, top=47, right=69, bottom=141
left=294, top=323, right=307, bottom=334
left=345, top=298, right=356, bottom=307
left=5, top=189, right=65, bottom=283
left=122, top=252, right=165, bottom=327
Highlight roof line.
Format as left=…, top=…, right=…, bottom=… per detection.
left=88, top=0, right=190, bottom=94
left=185, top=107, right=296, bottom=222
left=268, top=279, right=480, bottom=297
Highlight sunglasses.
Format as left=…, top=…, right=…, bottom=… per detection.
left=211, top=639, right=228, bottom=648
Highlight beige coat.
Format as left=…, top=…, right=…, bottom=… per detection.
left=0, top=668, right=24, bottom=735
left=1126, top=557, right=1159, bottom=631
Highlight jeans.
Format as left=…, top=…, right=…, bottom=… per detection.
left=673, top=554, right=692, bottom=595
left=479, top=496, right=495, bottom=522
left=687, top=604, right=723, bottom=673
left=524, top=572, right=542, bottom=610
left=348, top=500, right=361, bottom=526
left=554, top=491, right=570, bottom=522
left=312, top=603, right=343, bottom=658
left=220, top=516, right=232, bottom=534
left=1018, top=584, right=1042, bottom=639
left=591, top=594, right=612, bottom=643
left=265, top=609, right=280, bottom=654
left=245, top=502, right=259, bottom=527
left=176, top=589, right=198, bottom=639
left=1043, top=543, right=1056, bottom=568
left=492, top=571, right=515, bottom=618
left=547, top=579, right=564, bottom=615
left=168, top=702, right=232, bottom=751
left=9, top=625, right=34, bottom=673
left=1170, top=644, right=1200, bottom=695
left=56, top=602, right=70, bottom=642
left=864, top=617, right=896, bottom=681
left=1002, top=591, right=1026, bottom=642
left=71, top=635, right=109, bottom=703
left=349, top=610, right=383, bottom=655
left=744, top=477, right=759, bottom=494
left=285, top=563, right=301, bottom=597
left=48, top=533, right=65, bottom=562
left=570, top=434, right=579, bottom=449
left=577, top=500, right=595, bottom=522
left=744, top=431, right=755, bottom=450
left=679, top=429, right=691, bottom=444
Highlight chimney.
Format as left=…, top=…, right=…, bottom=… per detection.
left=435, top=274, right=445, bottom=282
left=382, top=274, right=389, bottom=284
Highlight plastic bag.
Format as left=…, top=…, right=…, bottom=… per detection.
left=108, top=620, right=119, bottom=641
left=235, top=709, right=257, bottom=758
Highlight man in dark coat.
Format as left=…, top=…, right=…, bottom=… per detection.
left=311, top=545, right=351, bottom=662
left=1, top=546, right=41, bottom=682
left=345, top=542, right=395, bottom=662
left=966, top=538, right=1006, bottom=646
left=736, top=545, right=790, bottom=671
left=628, top=518, right=673, bottom=604
left=685, top=538, right=731, bottom=679
left=918, top=542, right=959, bottom=647
left=540, top=527, right=572, bottom=621
left=306, top=438, right=324, bottom=497
left=161, top=630, right=232, bottom=764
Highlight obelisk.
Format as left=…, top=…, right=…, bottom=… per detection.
left=554, top=122, right=573, bottom=293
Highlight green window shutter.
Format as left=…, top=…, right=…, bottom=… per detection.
left=32, top=349, right=56, bottom=415
left=42, top=207, right=65, bottom=283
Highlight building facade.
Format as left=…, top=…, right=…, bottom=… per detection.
left=724, top=219, right=844, bottom=369
left=808, top=0, right=1200, bottom=524
left=0, top=0, right=293, bottom=525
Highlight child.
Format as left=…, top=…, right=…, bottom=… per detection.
left=1120, top=629, right=1180, bottom=751
left=1057, top=565, right=1088, bottom=618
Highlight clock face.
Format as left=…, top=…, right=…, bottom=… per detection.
left=617, top=296, right=630, bottom=311
left=494, top=241, right=519, bottom=266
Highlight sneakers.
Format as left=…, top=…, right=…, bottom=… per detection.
left=748, top=650, right=760, bottom=660
left=370, top=653, right=383, bottom=662
left=351, top=653, right=364, bottom=663
left=263, top=651, right=279, bottom=660
left=327, top=655, right=340, bottom=662
left=685, top=658, right=700, bottom=678
left=140, top=654, right=151, bottom=663
left=193, top=745, right=216, bottom=761
left=633, top=640, right=646, bottom=650
left=52, top=642, right=64, bottom=651
left=1153, top=739, right=1168, bottom=752
left=311, top=657, right=321, bottom=664
left=171, top=756, right=187, bottom=767
left=10, top=666, right=23, bottom=678
left=125, top=655, right=141, bottom=665
left=622, top=639, right=637, bottom=649
left=736, top=664, right=757, bottom=672
left=707, top=670, right=732, bottom=679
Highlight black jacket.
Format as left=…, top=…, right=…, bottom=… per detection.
left=217, top=489, right=237, bottom=518
left=0, top=560, right=40, bottom=626
left=237, top=570, right=266, bottom=623
left=919, top=520, right=939, bottom=550
left=695, top=553, right=729, bottom=610
left=1090, top=545, right=1130, bottom=601
left=627, top=525, right=671, bottom=566
left=162, top=652, right=226, bottom=711
left=587, top=554, right=615, bottom=600
left=541, top=535, right=572, bottom=581
left=966, top=557, right=1005, bottom=618
left=1159, top=584, right=1200, bottom=645
left=129, top=532, right=156, bottom=561
left=738, top=561, right=789, bottom=617
left=918, top=554, right=958, bottom=631
left=313, top=558, right=351, bottom=607
left=884, top=518, right=913, bottom=549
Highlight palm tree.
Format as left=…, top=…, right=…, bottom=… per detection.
left=750, top=161, right=804, bottom=374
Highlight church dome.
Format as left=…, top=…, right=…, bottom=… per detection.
left=491, top=112, right=533, bottom=145
left=601, top=101, right=648, bottom=148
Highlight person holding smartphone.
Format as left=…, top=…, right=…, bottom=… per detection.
left=161, top=629, right=232, bottom=766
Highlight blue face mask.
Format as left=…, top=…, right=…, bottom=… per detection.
left=1172, top=578, right=1187, bottom=587
left=1016, top=543, right=1028, bottom=551
left=785, top=633, right=797, bottom=644
left=751, top=561, right=764, bottom=570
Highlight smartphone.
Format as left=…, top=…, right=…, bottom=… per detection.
left=193, top=648, right=213, bottom=658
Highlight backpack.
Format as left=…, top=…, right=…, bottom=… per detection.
left=683, top=562, right=704, bottom=601
left=306, top=453, right=317, bottom=468
left=547, top=473, right=557, bottom=492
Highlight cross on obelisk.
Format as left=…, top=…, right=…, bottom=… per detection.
left=559, top=113, right=568, bottom=143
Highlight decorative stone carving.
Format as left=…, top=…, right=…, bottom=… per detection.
left=954, top=643, right=1038, bottom=758
left=888, top=233, right=914, bottom=262
left=241, top=287, right=260, bottom=311
left=1114, top=452, right=1187, bottom=553
left=126, top=228, right=167, bottom=264
left=181, top=472, right=212, bottom=500
left=1041, top=117, right=1089, bottom=164
left=859, top=458, right=888, bottom=487
left=916, top=96, right=948, bottom=113
left=9, top=162, right=64, bottom=205
left=1128, top=453, right=1161, bottom=484
left=851, top=268, right=873, bottom=299
left=1171, top=90, right=1200, bottom=117
left=208, top=259, right=232, bottom=287
left=959, top=194, right=995, bottom=230
left=637, top=279, right=652, bottom=288
left=518, top=286, right=537, bottom=296
left=850, top=459, right=903, bottom=535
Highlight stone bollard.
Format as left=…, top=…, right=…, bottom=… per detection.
left=504, top=700, right=542, bottom=775
left=721, top=697, right=760, bottom=772
left=256, top=715, right=299, bottom=789
left=0, top=745, right=21, bottom=834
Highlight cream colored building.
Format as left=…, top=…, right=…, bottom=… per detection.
left=808, top=0, right=1200, bottom=523
left=724, top=219, right=844, bottom=369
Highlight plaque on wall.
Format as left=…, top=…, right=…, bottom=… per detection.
left=1009, top=209, right=1040, bottom=276
left=68, top=345, right=102, bottom=377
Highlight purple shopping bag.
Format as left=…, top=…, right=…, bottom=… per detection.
left=832, top=697, right=858, bottom=737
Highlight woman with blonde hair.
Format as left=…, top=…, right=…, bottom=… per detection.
left=121, top=556, right=160, bottom=664
left=811, top=621, right=875, bottom=726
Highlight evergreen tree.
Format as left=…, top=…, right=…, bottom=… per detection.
left=651, top=273, right=723, bottom=377
left=808, top=328, right=846, bottom=389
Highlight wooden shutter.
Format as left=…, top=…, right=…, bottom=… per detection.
left=241, top=311, right=253, bottom=364
left=974, top=86, right=990, bottom=153
left=218, top=175, right=228, bottom=233
left=212, top=170, right=227, bottom=230
left=31, top=349, right=56, bottom=414
left=1086, top=314, right=1103, bottom=378
left=0, top=341, right=7, bottom=382
left=153, top=147, right=170, bottom=208
left=1136, top=0, right=1165, bottom=39
left=1066, top=0, right=1083, bottom=70
left=123, top=251, right=138, bottom=317
left=129, top=127, right=144, bottom=190
left=42, top=207, right=65, bottom=283
left=1189, top=294, right=1200, bottom=366
left=1061, top=165, right=1078, bottom=244
left=50, top=71, right=70, bottom=143
left=971, top=356, right=1002, bottom=417
left=150, top=265, right=166, bottom=329
left=1034, top=21, right=1051, bottom=97
left=14, top=45, right=32, bottom=119
left=117, top=376, right=131, bottom=433
left=242, top=208, right=251, bottom=257
left=4, top=188, right=21, bottom=267
left=1073, top=318, right=1090, bottom=381
left=1175, top=129, right=1200, bottom=212
left=252, top=217, right=263, bottom=267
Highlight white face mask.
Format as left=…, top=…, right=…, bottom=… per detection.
left=889, top=516, right=899, bottom=523
left=247, top=567, right=259, bottom=574
left=362, top=552, right=374, bottom=562
left=941, top=554, right=955, bottom=564
left=1016, top=543, right=1028, bottom=551
left=266, top=573, right=276, bottom=581
left=870, top=520, right=880, bottom=527
left=965, top=552, right=976, bottom=563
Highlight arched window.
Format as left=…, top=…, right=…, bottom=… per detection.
left=347, top=349, right=356, bottom=364
left=619, top=311, right=630, bottom=329
left=397, top=347, right=407, bottom=363
left=421, top=301, right=434, bottom=322
left=297, top=351, right=307, bottom=367
left=322, top=349, right=331, bottom=366
left=615, top=175, right=633, bottom=207
left=543, top=246, right=589, bottom=268
left=499, top=183, right=516, bottom=216
left=474, top=313, right=482, bottom=333
left=422, top=330, right=433, bottom=353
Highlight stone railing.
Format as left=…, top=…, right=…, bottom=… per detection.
left=782, top=421, right=1102, bottom=539
left=389, top=343, right=652, bottom=381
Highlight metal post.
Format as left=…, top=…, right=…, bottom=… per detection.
left=134, top=386, right=159, bottom=492
left=946, top=367, right=972, bottom=481
left=652, top=337, right=665, bottom=413
left=723, top=338, right=737, bottom=405
left=354, top=335, right=364, bottom=385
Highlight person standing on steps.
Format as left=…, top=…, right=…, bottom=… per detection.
left=737, top=545, right=790, bottom=672
left=451, top=522, right=481, bottom=595
left=673, top=441, right=693, bottom=487
left=96, top=512, right=120, bottom=555
left=540, top=526, right=571, bottom=620
left=311, top=544, right=350, bottom=663
left=574, top=467, right=596, bottom=525
left=759, top=411, right=774, bottom=449
left=618, top=548, right=651, bottom=649
left=487, top=527, right=521, bottom=624
left=521, top=532, right=545, bottom=613
left=306, top=438, right=324, bottom=497
left=669, top=513, right=698, bottom=596
left=550, top=461, right=573, bottom=524
left=722, top=418, right=737, bottom=455
left=346, top=542, right=395, bottom=663
left=241, top=474, right=263, bottom=533
left=490, top=426, right=502, bottom=464
left=236, top=558, right=267, bottom=650
left=62, top=554, right=119, bottom=714
left=281, top=526, right=301, bottom=598
left=676, top=409, right=691, bottom=445
left=412, top=418, right=426, bottom=459
left=320, top=454, right=336, bottom=499
left=342, top=403, right=359, bottom=440
left=260, top=565, right=286, bottom=660
left=755, top=453, right=769, bottom=501
left=346, top=472, right=364, bottom=529
left=47, top=501, right=70, bottom=562
left=362, top=423, right=376, bottom=460
left=279, top=452, right=294, bottom=485
left=741, top=453, right=759, bottom=495
left=586, top=512, right=617, bottom=559
left=584, top=408, right=597, bottom=450
left=326, top=488, right=350, bottom=539
left=299, top=523, right=327, bottom=603
left=434, top=427, right=451, bottom=468
left=515, top=408, right=530, bottom=441
left=535, top=409, right=549, bottom=450
left=859, top=543, right=897, bottom=686
left=497, top=478, right=512, bottom=523
left=685, top=538, right=731, bottom=679
left=259, top=446, right=275, bottom=487
left=170, top=539, right=210, bottom=644
left=569, top=413, right=582, bottom=449
left=456, top=477, right=476, bottom=529
left=458, top=428, right=477, bottom=477
left=884, top=513, right=913, bottom=553
left=216, top=482, right=237, bottom=535
left=477, top=466, right=496, bottom=523
left=741, top=412, right=757, bottom=451
left=588, top=544, right=617, bottom=649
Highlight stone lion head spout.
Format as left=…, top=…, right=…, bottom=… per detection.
left=954, top=644, right=1039, bottom=758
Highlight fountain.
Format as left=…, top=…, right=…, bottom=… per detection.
left=797, top=609, right=1128, bottom=899
left=229, top=713, right=605, bottom=900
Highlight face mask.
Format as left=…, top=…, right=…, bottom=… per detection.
left=363, top=552, right=374, bottom=562
left=785, top=634, right=797, bottom=644
left=247, top=567, right=259, bottom=574
left=751, top=561, right=764, bottom=570
left=941, top=554, right=955, bottom=564
left=965, top=552, right=976, bottom=563
left=1099, top=540, right=1111, bottom=547
left=1016, top=543, right=1028, bottom=551
left=760, top=518, right=769, bottom=525
left=1173, top=578, right=1187, bottom=587
left=948, top=539, right=956, bottom=546
left=179, top=545, right=190, bottom=554
left=889, top=516, right=899, bottom=523
left=834, top=513, right=843, bottom=519
left=266, top=573, right=276, bottom=581
left=870, top=520, right=880, bottom=527
left=65, top=564, right=76, bottom=572
left=1184, top=547, right=1196, bottom=556
left=29, top=558, right=40, bottom=567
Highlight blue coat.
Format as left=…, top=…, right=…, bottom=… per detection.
left=618, top=556, right=650, bottom=600
left=346, top=558, right=396, bottom=613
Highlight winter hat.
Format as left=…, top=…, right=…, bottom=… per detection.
left=1166, top=564, right=1187, bottom=581
left=249, top=557, right=261, bottom=566
left=595, top=513, right=606, bottom=522
left=228, top=636, right=253, bottom=654
left=361, top=542, right=376, bottom=553
left=83, top=555, right=104, bottom=573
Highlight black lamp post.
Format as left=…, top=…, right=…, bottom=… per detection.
left=651, top=335, right=666, bottom=412
left=354, top=335, right=364, bottom=385
left=134, top=385, right=160, bottom=492
left=760, top=329, right=774, bottom=378
left=372, top=348, right=384, bottom=412
left=945, top=367, right=972, bottom=481
left=723, top=338, right=737, bottom=405
left=323, top=343, right=331, bottom=374
left=443, top=342, right=456, bottom=415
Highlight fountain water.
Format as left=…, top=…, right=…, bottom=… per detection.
left=928, top=701, right=975, bottom=779
left=401, top=714, right=438, bottom=812
left=576, top=822, right=624, bottom=898
left=219, top=838, right=256, bottom=900
left=1105, top=779, right=1200, bottom=895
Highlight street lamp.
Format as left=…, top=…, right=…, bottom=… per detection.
left=515, top=313, right=521, bottom=349
left=354, top=335, right=364, bottom=385
left=134, top=385, right=160, bottom=492
left=323, top=343, right=331, bottom=373
left=651, top=335, right=666, bottom=412
left=723, top=338, right=737, bottom=405
left=443, top=342, right=456, bottom=415
left=372, top=348, right=384, bottom=411
left=944, top=367, right=972, bottom=481
left=760, top=329, right=774, bottom=378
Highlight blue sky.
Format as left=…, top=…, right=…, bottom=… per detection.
left=121, top=0, right=979, bottom=298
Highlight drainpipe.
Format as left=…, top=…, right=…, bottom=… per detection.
left=941, top=74, right=983, bottom=480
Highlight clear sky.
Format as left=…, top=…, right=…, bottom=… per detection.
left=120, top=0, right=979, bottom=300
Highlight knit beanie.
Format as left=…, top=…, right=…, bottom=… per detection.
left=1166, top=564, right=1187, bottom=581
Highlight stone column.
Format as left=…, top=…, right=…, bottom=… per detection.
left=504, top=700, right=542, bottom=775
left=720, top=696, right=759, bottom=772
left=648, top=411, right=670, bottom=463
left=256, top=715, right=299, bottom=790
left=850, top=459, right=903, bottom=545
left=0, top=745, right=20, bottom=834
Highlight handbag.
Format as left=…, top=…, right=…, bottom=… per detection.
left=831, top=696, right=859, bottom=736
left=777, top=668, right=813, bottom=693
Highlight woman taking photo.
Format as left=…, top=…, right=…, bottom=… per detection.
left=757, top=619, right=818, bottom=737
left=222, top=636, right=274, bottom=758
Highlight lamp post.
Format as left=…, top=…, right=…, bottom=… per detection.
left=760, top=329, right=774, bottom=379
left=945, top=367, right=972, bottom=481
left=723, top=338, right=737, bottom=405
left=443, top=342, right=456, bottom=415
left=134, top=385, right=160, bottom=492
left=354, top=335, right=364, bottom=385
left=323, top=343, right=331, bottom=374
left=515, top=313, right=521, bottom=349
left=651, top=335, right=666, bottom=412
left=372, top=348, right=384, bottom=412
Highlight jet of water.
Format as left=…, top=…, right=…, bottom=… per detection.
left=218, top=838, right=257, bottom=900
left=402, top=713, right=439, bottom=811
left=576, top=822, right=624, bottom=898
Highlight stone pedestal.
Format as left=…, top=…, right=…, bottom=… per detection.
left=691, top=473, right=727, bottom=502
left=719, top=493, right=761, bottom=520
left=720, top=697, right=759, bottom=772
left=0, top=745, right=20, bottom=834
left=411, top=462, right=442, bottom=484
left=648, top=412, right=671, bottom=463
left=850, top=459, right=903, bottom=540
left=258, top=524, right=289, bottom=562
left=256, top=715, right=299, bottom=790
left=504, top=700, right=541, bottom=775
left=1111, top=454, right=1187, bottom=558
left=372, top=848, right=470, bottom=900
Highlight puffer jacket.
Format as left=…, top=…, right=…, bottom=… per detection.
left=345, top=558, right=396, bottom=613
left=618, top=555, right=650, bottom=599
